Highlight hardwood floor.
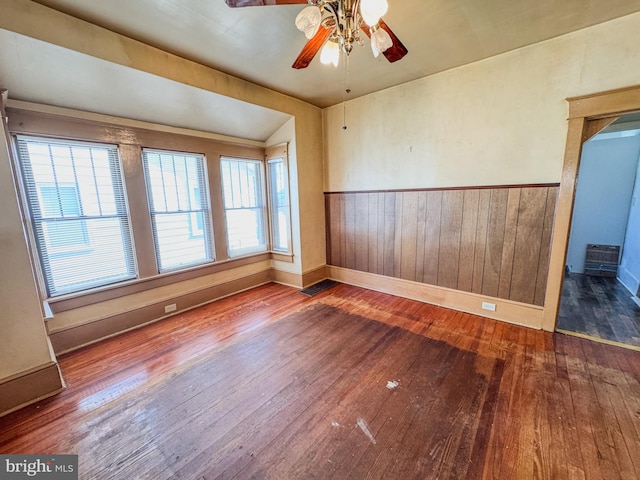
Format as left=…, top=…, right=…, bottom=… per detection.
left=1, top=282, right=640, bottom=479
left=558, top=272, right=640, bottom=348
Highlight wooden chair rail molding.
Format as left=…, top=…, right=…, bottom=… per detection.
left=325, top=182, right=560, bottom=195
left=325, top=184, right=559, bottom=313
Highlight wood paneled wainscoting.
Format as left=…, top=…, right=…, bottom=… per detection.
left=325, top=185, right=559, bottom=323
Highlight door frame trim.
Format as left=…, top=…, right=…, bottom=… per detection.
left=542, top=84, right=640, bottom=331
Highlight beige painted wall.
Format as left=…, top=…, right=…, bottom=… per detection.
left=266, top=114, right=327, bottom=279
left=324, top=12, right=640, bottom=191
left=0, top=117, right=57, bottom=379
left=294, top=110, right=327, bottom=274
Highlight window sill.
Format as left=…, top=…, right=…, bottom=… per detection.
left=271, top=251, right=294, bottom=263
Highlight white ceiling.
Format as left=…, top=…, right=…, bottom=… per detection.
left=29, top=0, right=640, bottom=108
left=2, top=0, right=640, bottom=140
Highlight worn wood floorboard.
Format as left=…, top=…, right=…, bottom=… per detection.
left=1, top=282, right=640, bottom=479
left=558, top=272, right=640, bottom=347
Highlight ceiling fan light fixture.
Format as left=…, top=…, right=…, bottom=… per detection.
left=320, top=40, right=340, bottom=67
left=360, top=0, right=388, bottom=27
left=370, top=26, right=393, bottom=57
left=295, top=6, right=322, bottom=39
left=225, top=0, right=407, bottom=69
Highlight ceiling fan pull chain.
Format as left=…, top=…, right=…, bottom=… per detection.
left=342, top=53, right=351, bottom=130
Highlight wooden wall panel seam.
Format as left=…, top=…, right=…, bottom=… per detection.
left=472, top=190, right=490, bottom=295
left=499, top=188, right=521, bottom=300
left=393, top=193, right=403, bottom=279
left=533, top=187, right=557, bottom=306
left=458, top=190, right=479, bottom=292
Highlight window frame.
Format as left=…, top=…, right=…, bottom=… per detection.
left=220, top=156, right=269, bottom=258
left=141, top=147, right=215, bottom=273
left=14, top=134, right=137, bottom=297
left=265, top=147, right=293, bottom=255
left=37, top=183, right=91, bottom=253
left=7, top=106, right=271, bottom=307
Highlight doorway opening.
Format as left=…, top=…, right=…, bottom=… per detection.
left=542, top=85, right=640, bottom=351
left=556, top=113, right=640, bottom=348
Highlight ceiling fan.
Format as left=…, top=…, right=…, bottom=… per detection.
left=225, top=0, right=408, bottom=69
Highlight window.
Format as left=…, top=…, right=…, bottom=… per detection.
left=38, top=184, right=88, bottom=249
left=267, top=156, right=292, bottom=253
left=220, top=157, right=267, bottom=257
left=142, top=149, right=214, bottom=271
left=15, top=136, right=136, bottom=296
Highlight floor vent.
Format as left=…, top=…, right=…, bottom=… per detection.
left=300, top=279, right=338, bottom=297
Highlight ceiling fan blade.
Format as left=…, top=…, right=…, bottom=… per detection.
left=292, top=23, right=335, bottom=69
left=361, top=19, right=408, bottom=63
left=225, top=0, right=308, bottom=7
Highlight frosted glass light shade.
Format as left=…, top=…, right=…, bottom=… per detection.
left=360, top=0, right=388, bottom=27
left=370, top=27, right=393, bottom=57
left=320, top=41, right=340, bottom=67
left=295, top=6, right=322, bottom=39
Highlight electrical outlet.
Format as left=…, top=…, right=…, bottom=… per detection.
left=481, top=302, right=496, bottom=312
left=164, top=303, right=177, bottom=313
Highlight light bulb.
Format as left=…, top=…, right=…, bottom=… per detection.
left=371, top=42, right=379, bottom=58
left=320, top=41, right=340, bottom=67
left=370, top=27, right=393, bottom=57
left=295, top=6, right=322, bottom=39
left=360, top=0, right=388, bottom=27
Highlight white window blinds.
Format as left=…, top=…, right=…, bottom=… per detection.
left=220, top=157, right=267, bottom=257
left=142, top=149, right=214, bottom=271
left=15, top=136, right=137, bottom=296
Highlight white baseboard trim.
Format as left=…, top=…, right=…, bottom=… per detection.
left=617, top=268, right=639, bottom=296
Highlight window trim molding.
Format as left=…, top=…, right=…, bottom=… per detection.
left=6, top=105, right=268, bottom=302
left=142, top=147, right=216, bottom=272
left=266, top=142, right=293, bottom=255
left=220, top=156, right=269, bottom=258
left=14, top=134, right=137, bottom=297
left=7, top=99, right=267, bottom=148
